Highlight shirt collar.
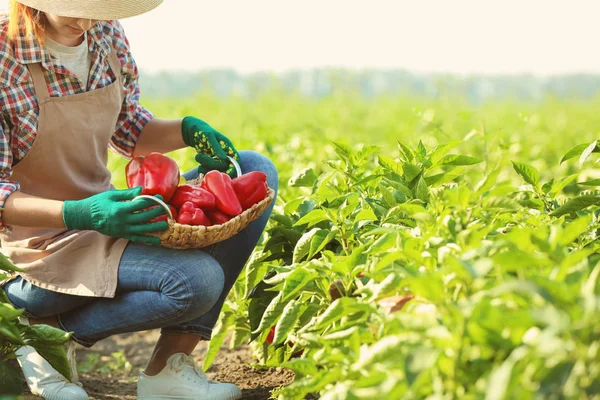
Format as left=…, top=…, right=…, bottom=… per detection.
left=13, top=21, right=111, bottom=69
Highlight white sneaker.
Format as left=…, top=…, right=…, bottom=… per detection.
left=16, top=317, right=88, bottom=400
left=137, top=353, right=242, bottom=400
left=16, top=345, right=88, bottom=400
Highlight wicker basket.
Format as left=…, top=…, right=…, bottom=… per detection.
left=135, top=157, right=275, bottom=249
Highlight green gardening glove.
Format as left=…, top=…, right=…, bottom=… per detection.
left=181, top=116, right=241, bottom=178
left=62, top=187, right=168, bottom=246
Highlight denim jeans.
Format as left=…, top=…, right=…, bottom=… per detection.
left=2, top=150, right=278, bottom=348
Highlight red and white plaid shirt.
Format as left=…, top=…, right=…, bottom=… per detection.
left=0, top=18, right=154, bottom=231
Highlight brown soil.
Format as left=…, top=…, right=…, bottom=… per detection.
left=18, top=330, right=294, bottom=400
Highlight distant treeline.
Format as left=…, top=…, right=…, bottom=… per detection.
left=139, top=68, right=600, bottom=102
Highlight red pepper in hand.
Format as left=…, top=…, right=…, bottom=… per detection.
left=202, top=171, right=242, bottom=216
left=126, top=153, right=180, bottom=203
left=169, top=184, right=216, bottom=210
left=150, top=204, right=178, bottom=223
left=232, top=171, right=268, bottom=210
left=206, top=209, right=232, bottom=225
left=176, top=201, right=212, bottom=226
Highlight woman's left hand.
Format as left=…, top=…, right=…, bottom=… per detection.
left=181, top=116, right=240, bottom=177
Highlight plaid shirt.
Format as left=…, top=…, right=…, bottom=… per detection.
left=0, top=18, right=154, bottom=231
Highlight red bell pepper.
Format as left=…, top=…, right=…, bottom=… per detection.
left=169, top=185, right=216, bottom=210
left=202, top=171, right=242, bottom=217
left=126, top=152, right=180, bottom=203
left=206, top=209, right=233, bottom=225
left=265, top=326, right=276, bottom=344
left=232, top=171, right=268, bottom=210
left=150, top=204, right=178, bottom=223
left=176, top=201, right=212, bottom=226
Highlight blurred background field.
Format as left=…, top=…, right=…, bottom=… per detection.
left=109, top=89, right=600, bottom=193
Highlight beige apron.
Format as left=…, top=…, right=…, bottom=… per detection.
left=0, top=47, right=129, bottom=298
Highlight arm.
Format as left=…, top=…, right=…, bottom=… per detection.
left=132, top=117, right=186, bottom=157
left=2, top=192, right=65, bottom=229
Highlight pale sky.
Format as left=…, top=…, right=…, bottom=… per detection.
left=1, top=0, right=600, bottom=76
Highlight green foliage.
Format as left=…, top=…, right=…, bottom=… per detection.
left=113, top=93, right=600, bottom=399
left=0, top=257, right=72, bottom=393
left=78, top=351, right=133, bottom=376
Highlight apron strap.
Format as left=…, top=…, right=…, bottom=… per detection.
left=27, top=46, right=121, bottom=102
left=27, top=63, right=50, bottom=102
left=107, top=47, right=121, bottom=79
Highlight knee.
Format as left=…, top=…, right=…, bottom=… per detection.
left=238, top=150, right=279, bottom=193
left=164, top=253, right=225, bottom=319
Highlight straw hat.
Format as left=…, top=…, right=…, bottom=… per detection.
left=16, top=0, right=163, bottom=20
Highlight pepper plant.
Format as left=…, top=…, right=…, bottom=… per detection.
left=198, top=136, right=600, bottom=399
left=0, top=253, right=72, bottom=395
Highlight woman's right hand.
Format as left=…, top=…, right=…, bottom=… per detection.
left=62, top=187, right=168, bottom=245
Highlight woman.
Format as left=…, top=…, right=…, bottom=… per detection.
left=0, top=1, right=278, bottom=399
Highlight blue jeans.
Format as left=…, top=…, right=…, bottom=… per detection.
left=2, top=151, right=278, bottom=348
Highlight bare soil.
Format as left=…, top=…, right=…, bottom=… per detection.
left=18, top=330, right=294, bottom=400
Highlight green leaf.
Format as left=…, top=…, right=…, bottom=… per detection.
left=580, top=140, right=598, bottom=167
left=273, top=300, right=301, bottom=345
left=24, top=324, right=71, bottom=345
left=294, top=209, right=330, bottom=228
left=0, top=253, right=22, bottom=273
left=0, top=303, right=23, bottom=320
left=384, top=178, right=412, bottom=198
left=403, top=163, right=422, bottom=182
left=203, top=313, right=235, bottom=370
left=398, top=141, right=415, bottom=162
left=283, top=197, right=305, bottom=215
left=397, top=204, right=431, bottom=222
left=475, top=167, right=500, bottom=194
left=354, top=208, right=377, bottom=223
left=558, top=214, right=592, bottom=245
left=561, top=142, right=600, bottom=164
left=332, top=142, right=352, bottom=161
left=312, top=297, right=372, bottom=330
left=293, top=228, right=335, bottom=263
left=21, top=325, right=72, bottom=380
left=577, top=178, right=600, bottom=186
left=416, top=140, right=427, bottom=160
left=30, top=342, right=71, bottom=381
left=550, top=174, right=578, bottom=196
left=512, top=161, right=540, bottom=188
left=429, top=141, right=461, bottom=165
left=253, top=292, right=284, bottom=334
left=438, top=154, right=482, bottom=166
left=414, top=176, right=429, bottom=202
left=378, top=183, right=397, bottom=207
left=288, top=168, right=318, bottom=187
left=378, top=155, right=402, bottom=175
left=354, top=335, right=406, bottom=370
left=281, top=358, right=318, bottom=377
left=550, top=195, right=600, bottom=217
left=297, top=200, right=316, bottom=217
left=0, top=322, right=24, bottom=345
left=244, top=254, right=271, bottom=299
left=281, top=267, right=318, bottom=303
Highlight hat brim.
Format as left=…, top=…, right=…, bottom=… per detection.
left=16, top=0, right=163, bottom=20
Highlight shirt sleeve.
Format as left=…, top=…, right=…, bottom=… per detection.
left=0, top=115, right=21, bottom=232
left=108, top=21, right=154, bottom=160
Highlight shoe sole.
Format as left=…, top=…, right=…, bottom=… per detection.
left=39, top=391, right=89, bottom=400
